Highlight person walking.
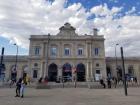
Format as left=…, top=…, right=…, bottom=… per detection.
left=113, top=77, right=117, bottom=88
left=107, top=77, right=111, bottom=88
left=15, top=78, right=22, bottom=97
left=20, top=77, right=27, bottom=98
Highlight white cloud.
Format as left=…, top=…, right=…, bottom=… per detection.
left=0, top=0, right=140, bottom=57
left=125, top=7, right=136, bottom=15
left=109, top=0, right=118, bottom=3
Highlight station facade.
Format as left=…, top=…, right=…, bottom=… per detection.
left=2, top=23, right=140, bottom=82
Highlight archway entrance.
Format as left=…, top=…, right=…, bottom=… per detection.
left=76, top=63, right=85, bottom=81
left=62, top=63, right=72, bottom=80
left=48, top=63, right=58, bottom=81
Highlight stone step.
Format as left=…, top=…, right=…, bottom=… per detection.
left=35, top=82, right=140, bottom=89
left=1, top=81, right=140, bottom=89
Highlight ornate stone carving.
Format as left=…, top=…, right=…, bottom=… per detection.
left=57, top=23, right=78, bottom=37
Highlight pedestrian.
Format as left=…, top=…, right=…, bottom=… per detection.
left=134, top=77, right=137, bottom=84
left=38, top=77, right=43, bottom=83
left=20, top=77, right=27, bottom=98
left=100, top=79, right=106, bottom=88
left=44, top=76, right=48, bottom=84
left=15, top=78, right=22, bottom=97
left=107, top=77, right=111, bottom=88
left=113, top=77, right=117, bottom=88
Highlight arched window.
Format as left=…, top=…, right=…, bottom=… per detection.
left=48, top=63, right=58, bottom=81
left=62, top=63, right=72, bottom=78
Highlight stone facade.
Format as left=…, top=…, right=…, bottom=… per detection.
left=3, top=56, right=140, bottom=82
left=2, top=23, right=140, bottom=83
left=1, top=23, right=106, bottom=82
left=28, top=23, right=106, bottom=82
left=106, top=57, right=140, bottom=82
left=2, top=56, right=28, bottom=80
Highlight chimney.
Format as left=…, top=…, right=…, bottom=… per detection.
left=93, top=28, right=98, bottom=36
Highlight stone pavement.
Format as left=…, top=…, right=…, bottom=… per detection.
left=0, top=87, right=140, bottom=105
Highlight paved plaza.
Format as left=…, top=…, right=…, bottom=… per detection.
left=0, top=87, right=140, bottom=105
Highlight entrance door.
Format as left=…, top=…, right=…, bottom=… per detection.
left=48, top=63, right=58, bottom=81
left=76, top=63, right=85, bottom=81
left=62, top=63, right=72, bottom=81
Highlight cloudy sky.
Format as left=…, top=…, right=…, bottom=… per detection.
left=0, top=0, right=140, bottom=57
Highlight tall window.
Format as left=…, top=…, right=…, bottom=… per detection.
left=128, top=65, right=134, bottom=75
left=95, top=48, right=99, bottom=56
left=51, top=47, right=57, bottom=56
left=78, top=48, right=83, bottom=56
left=34, top=47, right=40, bottom=55
left=64, top=48, right=70, bottom=56
left=96, top=70, right=100, bottom=74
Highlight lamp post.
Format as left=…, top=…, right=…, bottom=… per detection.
left=115, top=44, right=119, bottom=79
left=0, top=47, right=5, bottom=81
left=46, top=34, right=50, bottom=79
left=13, top=43, right=18, bottom=81
left=120, top=47, right=127, bottom=96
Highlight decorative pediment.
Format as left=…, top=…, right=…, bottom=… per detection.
left=57, top=23, right=78, bottom=37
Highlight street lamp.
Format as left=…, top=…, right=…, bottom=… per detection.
left=13, top=43, right=18, bottom=81
left=120, top=47, right=128, bottom=96
left=46, top=34, right=50, bottom=79
left=0, top=47, right=5, bottom=81
left=115, top=44, right=119, bottom=79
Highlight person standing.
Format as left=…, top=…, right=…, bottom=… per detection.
left=15, top=78, right=22, bottom=97
left=100, top=79, right=106, bottom=88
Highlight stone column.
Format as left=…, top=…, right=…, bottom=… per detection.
left=40, top=61, right=45, bottom=78
left=101, top=60, right=107, bottom=79
left=28, top=59, right=32, bottom=78
left=57, top=64, right=62, bottom=82
left=5, top=65, right=10, bottom=80
left=41, top=42, right=46, bottom=78
left=85, top=41, right=88, bottom=58
left=45, top=41, right=49, bottom=78
left=86, top=62, right=90, bottom=81
left=58, top=67, right=61, bottom=77
left=43, top=63, right=47, bottom=78
left=90, top=61, right=93, bottom=81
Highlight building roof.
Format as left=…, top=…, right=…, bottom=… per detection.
left=29, top=23, right=104, bottom=41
